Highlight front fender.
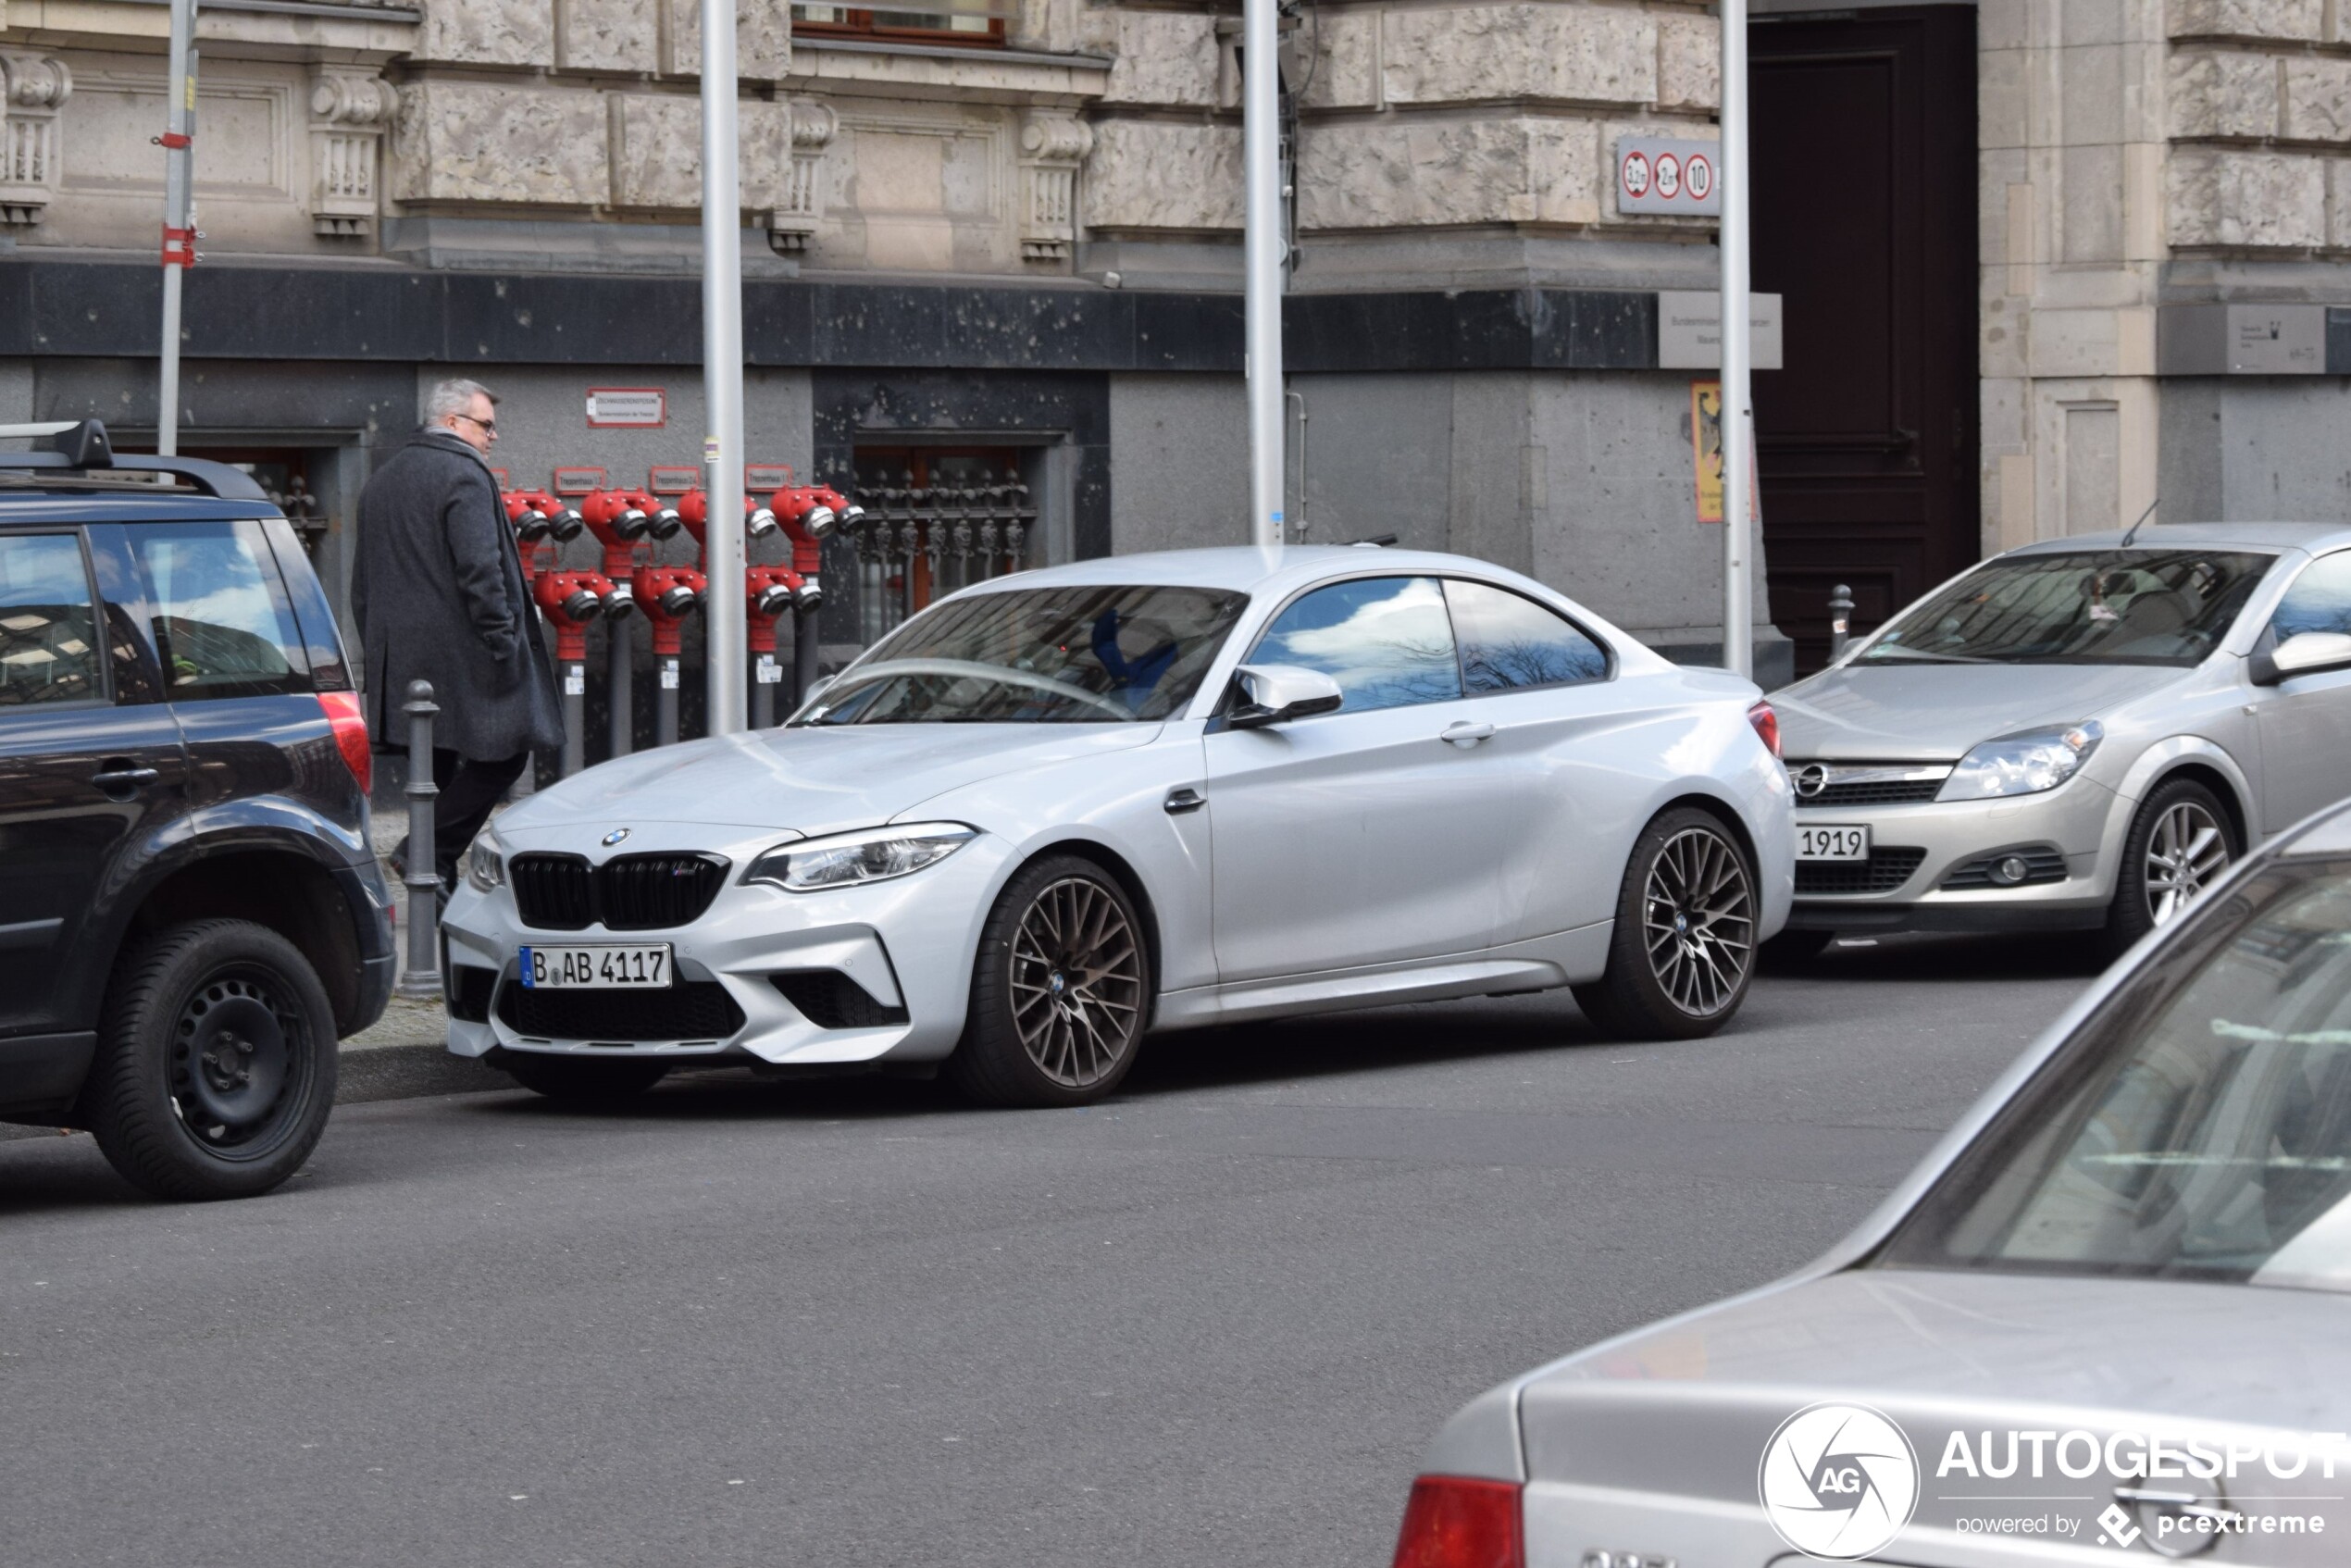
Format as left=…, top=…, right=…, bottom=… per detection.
left=2099, top=734, right=2258, bottom=865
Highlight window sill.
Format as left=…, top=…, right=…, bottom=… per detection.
left=792, top=35, right=1110, bottom=70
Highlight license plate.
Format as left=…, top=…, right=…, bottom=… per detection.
left=517, top=944, right=673, bottom=989
left=1797, top=825, right=1872, bottom=861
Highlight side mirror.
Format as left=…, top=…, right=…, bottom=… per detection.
left=2259, top=629, right=2351, bottom=685
left=1227, top=663, right=1344, bottom=728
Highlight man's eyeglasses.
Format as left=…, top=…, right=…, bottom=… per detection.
left=454, top=413, right=497, bottom=434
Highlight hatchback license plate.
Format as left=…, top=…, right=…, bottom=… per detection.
left=1796, top=825, right=1872, bottom=862
left=518, top=944, right=673, bottom=989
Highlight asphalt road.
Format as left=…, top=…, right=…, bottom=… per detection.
left=1, top=937, right=2098, bottom=1568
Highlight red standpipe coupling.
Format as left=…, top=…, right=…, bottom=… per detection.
left=533, top=570, right=614, bottom=663
left=636, top=566, right=706, bottom=657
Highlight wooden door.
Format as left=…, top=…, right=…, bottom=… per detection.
left=1750, top=6, right=1979, bottom=674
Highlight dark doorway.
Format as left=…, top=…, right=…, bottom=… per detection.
left=1751, top=6, right=1979, bottom=674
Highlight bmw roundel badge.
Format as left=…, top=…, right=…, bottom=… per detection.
left=603, top=828, right=631, bottom=846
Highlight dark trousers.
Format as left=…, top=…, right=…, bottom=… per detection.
left=411, top=749, right=529, bottom=882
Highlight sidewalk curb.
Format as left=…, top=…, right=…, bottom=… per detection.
left=337, top=1043, right=515, bottom=1105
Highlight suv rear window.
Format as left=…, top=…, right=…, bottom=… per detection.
left=126, top=520, right=311, bottom=699
left=0, top=532, right=103, bottom=706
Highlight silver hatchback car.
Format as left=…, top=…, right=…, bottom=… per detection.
left=1395, top=798, right=2351, bottom=1568
left=1773, top=524, right=2351, bottom=956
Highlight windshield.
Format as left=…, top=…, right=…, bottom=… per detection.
left=1856, top=549, right=2270, bottom=666
left=795, top=584, right=1248, bottom=725
left=1879, top=861, right=2351, bottom=1290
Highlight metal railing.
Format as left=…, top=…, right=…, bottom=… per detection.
left=842, top=467, right=1038, bottom=647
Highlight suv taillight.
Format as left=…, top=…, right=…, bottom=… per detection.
left=1391, top=1475, right=1524, bottom=1568
left=1746, top=699, right=1782, bottom=760
left=318, top=691, right=372, bottom=795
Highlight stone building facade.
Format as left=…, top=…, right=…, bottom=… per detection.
left=1, top=0, right=2345, bottom=729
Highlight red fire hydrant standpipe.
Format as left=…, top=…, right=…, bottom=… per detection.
left=580, top=487, right=680, bottom=761
left=744, top=566, right=815, bottom=728
left=531, top=568, right=615, bottom=778
left=681, top=489, right=784, bottom=717
left=770, top=484, right=858, bottom=703
left=636, top=566, right=706, bottom=748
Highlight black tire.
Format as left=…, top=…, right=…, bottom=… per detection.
left=498, top=1052, right=670, bottom=1105
left=1572, top=807, right=1760, bottom=1040
left=81, top=918, right=339, bottom=1201
left=947, top=854, right=1152, bottom=1108
left=1760, top=928, right=1835, bottom=967
left=2101, top=777, right=2238, bottom=961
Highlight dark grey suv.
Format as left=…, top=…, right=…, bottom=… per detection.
left=0, top=422, right=392, bottom=1198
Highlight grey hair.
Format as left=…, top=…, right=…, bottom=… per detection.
left=425, top=378, right=497, bottom=423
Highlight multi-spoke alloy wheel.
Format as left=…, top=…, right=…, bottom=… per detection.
left=1641, top=827, right=1758, bottom=1017
left=952, top=856, right=1153, bottom=1106
left=1574, top=807, right=1760, bottom=1041
left=1010, top=876, right=1145, bottom=1089
left=2142, top=799, right=2229, bottom=926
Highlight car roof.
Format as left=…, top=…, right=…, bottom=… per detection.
left=958, top=544, right=1527, bottom=596
left=0, top=490, right=279, bottom=524
left=2005, top=520, right=2351, bottom=554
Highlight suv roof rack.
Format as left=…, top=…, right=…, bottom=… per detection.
left=0, top=419, right=270, bottom=503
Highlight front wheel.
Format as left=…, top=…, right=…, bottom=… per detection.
left=2101, top=778, right=2237, bottom=960
left=1573, top=808, right=1759, bottom=1040
left=948, top=855, right=1152, bottom=1107
left=81, top=918, right=340, bottom=1201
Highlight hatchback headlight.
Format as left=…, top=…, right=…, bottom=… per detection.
left=743, top=822, right=976, bottom=893
left=1938, top=721, right=2104, bottom=802
left=465, top=829, right=505, bottom=893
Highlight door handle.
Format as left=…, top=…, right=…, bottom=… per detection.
left=1163, top=786, right=1206, bottom=815
left=1439, top=722, right=1495, bottom=747
left=92, top=763, right=160, bottom=791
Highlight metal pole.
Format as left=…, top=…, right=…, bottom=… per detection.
left=1827, top=582, right=1854, bottom=663
left=561, top=662, right=586, bottom=777
left=656, top=656, right=681, bottom=746
left=607, top=618, right=633, bottom=759
left=700, top=0, right=748, bottom=736
left=792, top=604, right=821, bottom=703
left=1720, top=0, right=1754, bottom=680
left=155, top=3, right=197, bottom=455
left=752, top=667, right=776, bottom=728
left=397, top=680, right=442, bottom=998
left=1242, top=0, right=1285, bottom=548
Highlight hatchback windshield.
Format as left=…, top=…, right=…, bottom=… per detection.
left=1857, top=549, right=2270, bottom=666
left=1880, top=860, right=2351, bottom=1291
left=795, top=584, right=1248, bottom=724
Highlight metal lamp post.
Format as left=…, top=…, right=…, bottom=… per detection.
left=1242, top=0, right=1285, bottom=548
left=700, top=0, right=748, bottom=737
left=1719, top=0, right=1754, bottom=679
left=155, top=0, right=198, bottom=454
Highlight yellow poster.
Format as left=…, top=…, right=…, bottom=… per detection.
left=1690, top=380, right=1724, bottom=522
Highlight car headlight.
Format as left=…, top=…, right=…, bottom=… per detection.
left=742, top=822, right=976, bottom=893
left=1938, top=721, right=2104, bottom=802
left=465, top=830, right=505, bottom=894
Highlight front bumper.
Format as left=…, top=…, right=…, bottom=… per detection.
left=1785, top=774, right=2121, bottom=935
left=438, top=823, right=1012, bottom=1067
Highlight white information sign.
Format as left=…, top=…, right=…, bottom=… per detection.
left=586, top=388, right=666, bottom=428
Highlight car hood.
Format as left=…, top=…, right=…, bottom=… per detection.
left=1775, top=663, right=2182, bottom=762
left=491, top=723, right=1163, bottom=837
left=1517, top=1268, right=2351, bottom=1553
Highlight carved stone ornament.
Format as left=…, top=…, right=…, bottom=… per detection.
left=309, top=68, right=398, bottom=238
left=1017, top=110, right=1092, bottom=261
left=766, top=99, right=837, bottom=255
left=0, top=54, right=72, bottom=228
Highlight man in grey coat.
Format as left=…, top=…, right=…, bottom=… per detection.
left=352, top=378, right=563, bottom=888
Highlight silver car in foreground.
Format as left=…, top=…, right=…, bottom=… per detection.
left=1773, top=523, right=2351, bottom=956
left=1394, top=799, right=2351, bottom=1568
left=442, top=547, right=1793, bottom=1106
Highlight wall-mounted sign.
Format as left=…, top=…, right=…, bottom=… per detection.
left=745, top=464, right=797, bottom=492
left=1618, top=136, right=1721, bottom=217
left=489, top=467, right=511, bottom=489
left=1689, top=380, right=1760, bottom=526
left=552, top=466, right=607, bottom=496
left=1658, top=291, right=1785, bottom=370
left=586, top=387, right=666, bottom=428
left=648, top=466, right=700, bottom=494
left=2158, top=304, right=2325, bottom=375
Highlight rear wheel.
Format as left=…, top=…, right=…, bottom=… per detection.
left=2101, top=778, right=2237, bottom=960
left=948, top=855, right=1151, bottom=1107
left=81, top=918, right=339, bottom=1201
left=1573, top=808, right=1759, bottom=1040
left=498, top=1052, right=670, bottom=1105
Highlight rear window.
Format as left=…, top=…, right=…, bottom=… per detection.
left=125, top=520, right=312, bottom=699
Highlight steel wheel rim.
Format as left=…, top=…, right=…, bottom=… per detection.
left=1642, top=828, right=1756, bottom=1018
left=1009, top=876, right=1143, bottom=1089
left=2144, top=801, right=2229, bottom=926
left=168, top=963, right=311, bottom=1156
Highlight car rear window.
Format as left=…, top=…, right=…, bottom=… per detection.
left=1877, top=860, right=2351, bottom=1290
left=125, top=520, right=312, bottom=699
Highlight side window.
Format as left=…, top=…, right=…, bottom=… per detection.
left=125, top=520, right=313, bottom=700
left=0, top=532, right=104, bottom=707
left=2272, top=553, right=2351, bottom=641
left=1250, top=576, right=1462, bottom=714
left=1445, top=579, right=1610, bottom=692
